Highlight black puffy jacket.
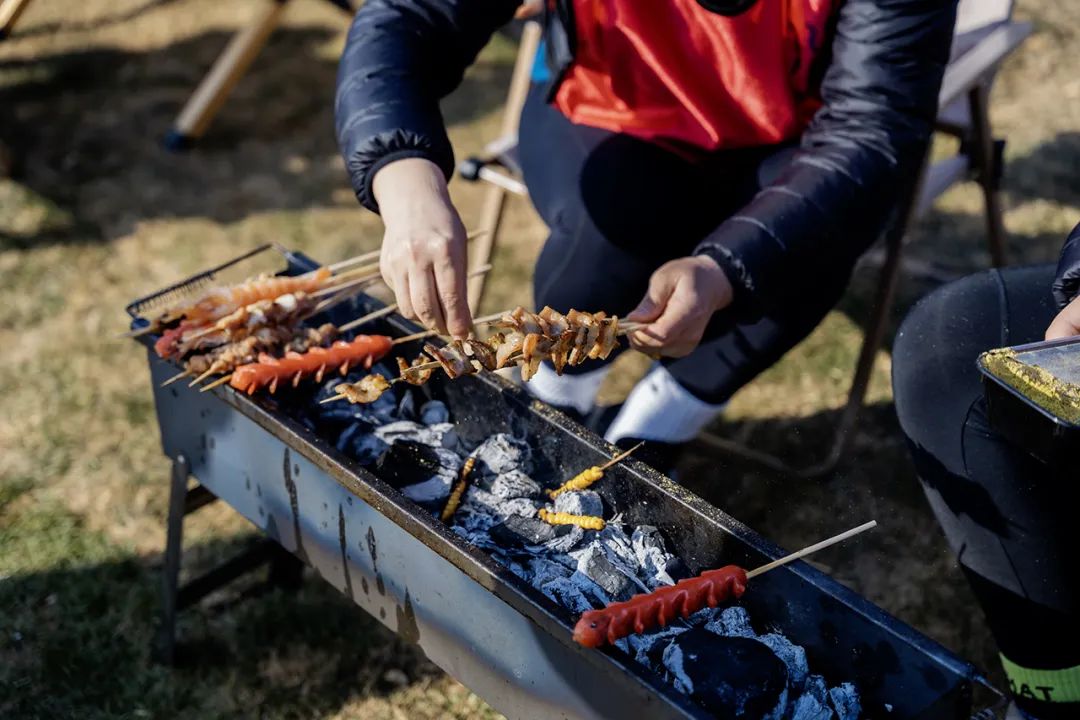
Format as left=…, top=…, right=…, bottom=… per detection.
left=335, top=0, right=958, bottom=315
left=1054, top=223, right=1080, bottom=309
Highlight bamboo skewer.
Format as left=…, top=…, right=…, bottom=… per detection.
left=336, top=264, right=493, bottom=334
left=326, top=249, right=381, bottom=273
left=199, top=374, right=233, bottom=392
left=599, top=442, right=644, bottom=471
left=745, top=520, right=878, bottom=580
left=161, top=369, right=192, bottom=386
left=390, top=310, right=509, bottom=346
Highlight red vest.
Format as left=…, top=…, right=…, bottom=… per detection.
left=554, top=0, right=838, bottom=153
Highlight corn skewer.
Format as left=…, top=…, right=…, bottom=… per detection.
left=547, top=442, right=645, bottom=499
left=537, top=508, right=605, bottom=531
left=440, top=457, right=476, bottom=522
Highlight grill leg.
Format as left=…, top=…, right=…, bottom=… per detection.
left=268, top=543, right=305, bottom=591
left=155, top=454, right=190, bottom=665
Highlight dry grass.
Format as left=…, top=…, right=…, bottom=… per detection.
left=1, top=0, right=1078, bottom=717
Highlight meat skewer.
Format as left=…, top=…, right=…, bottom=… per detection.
left=571, top=520, right=878, bottom=648
left=226, top=334, right=394, bottom=395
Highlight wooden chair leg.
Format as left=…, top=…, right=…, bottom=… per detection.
left=466, top=21, right=543, bottom=313
left=968, top=84, right=1008, bottom=268
left=0, top=0, right=33, bottom=39
left=165, top=0, right=289, bottom=150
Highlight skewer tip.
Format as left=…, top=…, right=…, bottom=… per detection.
left=199, top=375, right=233, bottom=392
left=319, top=394, right=347, bottom=404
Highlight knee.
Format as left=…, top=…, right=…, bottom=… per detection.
left=892, top=270, right=1003, bottom=440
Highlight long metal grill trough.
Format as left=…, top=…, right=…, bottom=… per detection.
left=129, top=247, right=1001, bottom=720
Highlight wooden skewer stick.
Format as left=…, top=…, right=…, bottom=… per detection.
left=598, top=441, right=645, bottom=471
left=200, top=374, right=233, bottom=392
left=327, top=249, right=381, bottom=274
left=188, top=368, right=217, bottom=387
left=160, top=369, right=192, bottom=387
left=337, top=264, right=494, bottom=334
left=745, top=520, right=878, bottom=580
left=391, top=309, right=510, bottom=346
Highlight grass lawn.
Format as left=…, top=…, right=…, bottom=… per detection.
left=1, top=1, right=1078, bottom=717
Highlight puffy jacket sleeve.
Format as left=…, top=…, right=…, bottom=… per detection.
left=335, top=0, right=521, bottom=213
left=1052, top=222, right=1080, bottom=309
left=695, top=0, right=957, bottom=316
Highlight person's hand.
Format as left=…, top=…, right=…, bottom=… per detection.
left=1045, top=294, right=1080, bottom=341
left=373, top=158, right=472, bottom=337
left=514, top=0, right=542, bottom=19
left=626, top=255, right=734, bottom=358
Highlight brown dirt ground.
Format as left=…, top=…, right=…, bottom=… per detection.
left=1, top=0, right=1078, bottom=718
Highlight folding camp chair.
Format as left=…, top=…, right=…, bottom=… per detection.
left=460, top=2, right=1032, bottom=478
left=0, top=0, right=33, bottom=39
left=164, top=0, right=354, bottom=150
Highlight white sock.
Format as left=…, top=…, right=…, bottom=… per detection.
left=604, top=365, right=726, bottom=444
left=525, top=362, right=610, bottom=415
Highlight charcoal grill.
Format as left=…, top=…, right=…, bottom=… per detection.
left=128, top=246, right=1004, bottom=720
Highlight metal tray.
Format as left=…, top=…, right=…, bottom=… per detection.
left=978, top=336, right=1080, bottom=467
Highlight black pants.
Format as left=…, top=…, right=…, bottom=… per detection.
left=517, top=85, right=860, bottom=404
left=893, top=265, right=1080, bottom=719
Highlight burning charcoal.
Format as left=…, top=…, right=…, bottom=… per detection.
left=401, top=475, right=453, bottom=504
left=471, top=434, right=533, bottom=477
left=498, top=498, right=543, bottom=518
left=804, top=675, right=829, bottom=704
left=541, top=577, right=595, bottom=615
left=374, top=442, right=461, bottom=491
left=488, top=470, right=541, bottom=499
left=528, top=556, right=573, bottom=587
left=374, top=420, right=459, bottom=450
left=597, top=525, right=640, bottom=569
left=419, top=400, right=450, bottom=425
left=573, top=543, right=638, bottom=600
left=625, top=625, right=690, bottom=668
left=704, top=605, right=757, bottom=639
left=553, top=490, right=603, bottom=518
left=567, top=569, right=614, bottom=607
left=491, top=515, right=563, bottom=546
left=789, top=693, right=834, bottom=720
left=758, top=632, right=809, bottom=689
left=662, top=630, right=788, bottom=720
left=828, top=683, right=861, bottom=720
left=540, top=525, right=586, bottom=553
left=632, top=525, right=678, bottom=587
left=337, top=421, right=390, bottom=464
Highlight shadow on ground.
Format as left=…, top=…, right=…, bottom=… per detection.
left=0, top=532, right=439, bottom=719
left=0, top=22, right=513, bottom=249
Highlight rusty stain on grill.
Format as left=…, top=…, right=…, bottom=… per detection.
left=367, top=526, right=386, bottom=596
left=396, top=590, right=420, bottom=645
left=338, top=504, right=354, bottom=600
left=283, top=448, right=307, bottom=561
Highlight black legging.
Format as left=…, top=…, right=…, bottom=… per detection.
left=893, top=265, right=1080, bottom=720
left=517, top=84, right=862, bottom=404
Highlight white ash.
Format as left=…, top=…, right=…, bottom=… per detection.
left=319, top=390, right=862, bottom=719
left=470, top=433, right=533, bottom=476
left=758, top=632, right=810, bottom=689
left=374, top=420, right=460, bottom=451
left=538, top=524, right=587, bottom=553
left=553, top=490, right=603, bottom=517
left=829, top=684, right=861, bottom=720
left=790, top=692, right=835, bottom=720
left=488, top=470, right=542, bottom=499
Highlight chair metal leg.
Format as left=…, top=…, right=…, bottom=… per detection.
left=164, top=0, right=289, bottom=150
left=0, top=0, right=33, bottom=39
left=155, top=454, right=191, bottom=665
left=968, top=84, right=1008, bottom=268
left=466, top=21, right=543, bottom=312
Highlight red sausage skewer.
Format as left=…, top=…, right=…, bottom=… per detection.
left=572, top=521, right=878, bottom=648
